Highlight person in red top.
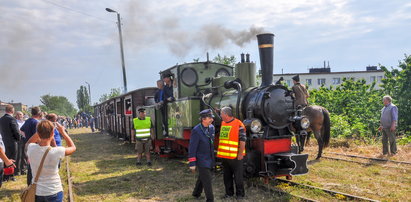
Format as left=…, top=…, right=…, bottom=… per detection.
left=217, top=107, right=246, bottom=199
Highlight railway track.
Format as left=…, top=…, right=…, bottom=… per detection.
left=321, top=156, right=410, bottom=170
left=326, top=152, right=411, bottom=165
left=250, top=179, right=319, bottom=202
left=274, top=178, right=380, bottom=202
left=66, top=156, right=74, bottom=202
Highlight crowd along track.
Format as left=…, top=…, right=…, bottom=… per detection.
left=274, top=178, right=380, bottom=202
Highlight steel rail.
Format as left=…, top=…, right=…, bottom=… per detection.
left=66, top=156, right=74, bottom=202
left=322, top=155, right=411, bottom=170
left=326, top=152, right=411, bottom=165
left=250, top=180, right=319, bottom=202
left=274, top=178, right=380, bottom=202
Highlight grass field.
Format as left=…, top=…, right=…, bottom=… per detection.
left=1, top=128, right=410, bottom=201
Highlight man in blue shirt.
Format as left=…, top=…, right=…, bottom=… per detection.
left=188, top=109, right=215, bottom=202
left=154, top=80, right=164, bottom=103
left=378, top=95, right=398, bottom=155
left=20, top=106, right=41, bottom=185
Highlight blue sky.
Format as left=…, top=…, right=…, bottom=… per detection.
left=1, top=0, right=410, bottom=108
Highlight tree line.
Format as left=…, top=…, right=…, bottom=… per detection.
left=309, top=55, right=411, bottom=142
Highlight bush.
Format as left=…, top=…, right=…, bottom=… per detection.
left=330, top=114, right=352, bottom=138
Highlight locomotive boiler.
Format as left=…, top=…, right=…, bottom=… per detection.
left=204, top=33, right=309, bottom=177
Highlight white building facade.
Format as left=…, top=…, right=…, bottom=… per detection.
left=271, top=67, right=385, bottom=89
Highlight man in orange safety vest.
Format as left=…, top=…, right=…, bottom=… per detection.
left=217, top=106, right=246, bottom=199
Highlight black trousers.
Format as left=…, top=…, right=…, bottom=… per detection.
left=4, top=142, right=17, bottom=179
left=192, top=167, right=214, bottom=202
left=222, top=158, right=245, bottom=197
left=16, top=139, right=27, bottom=173
left=0, top=162, right=3, bottom=187
left=27, top=164, right=32, bottom=186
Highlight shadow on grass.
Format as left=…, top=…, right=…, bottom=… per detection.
left=70, top=133, right=135, bottom=163
left=74, top=166, right=194, bottom=200
left=0, top=188, right=22, bottom=199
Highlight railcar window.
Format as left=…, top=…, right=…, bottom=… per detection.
left=181, top=67, right=198, bottom=86
left=215, top=68, right=230, bottom=77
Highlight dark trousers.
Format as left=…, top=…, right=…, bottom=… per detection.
left=27, top=164, right=32, bottom=186
left=193, top=167, right=214, bottom=202
left=4, top=142, right=17, bottom=179
left=160, top=105, right=168, bottom=136
left=382, top=128, right=397, bottom=155
left=222, top=158, right=245, bottom=197
left=16, top=139, right=27, bottom=174
left=0, top=162, right=3, bottom=187
left=5, top=141, right=17, bottom=160
left=36, top=191, right=63, bottom=202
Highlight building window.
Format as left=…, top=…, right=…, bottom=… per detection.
left=332, top=78, right=341, bottom=85
left=377, top=76, right=383, bottom=82
left=318, top=78, right=326, bottom=85
left=370, top=76, right=376, bottom=82
left=286, top=80, right=291, bottom=86
left=306, top=79, right=312, bottom=86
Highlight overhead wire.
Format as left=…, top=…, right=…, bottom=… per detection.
left=41, top=0, right=115, bottom=23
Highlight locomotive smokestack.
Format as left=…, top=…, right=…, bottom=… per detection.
left=257, top=33, right=274, bottom=87
left=246, top=53, right=250, bottom=63
left=241, top=53, right=245, bottom=63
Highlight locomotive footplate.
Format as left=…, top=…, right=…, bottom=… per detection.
left=261, top=153, right=308, bottom=177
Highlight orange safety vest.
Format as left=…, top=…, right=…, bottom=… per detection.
left=217, top=118, right=246, bottom=159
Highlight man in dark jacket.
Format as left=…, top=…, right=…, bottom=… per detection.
left=20, top=106, right=41, bottom=185
left=0, top=105, right=20, bottom=181
left=292, top=75, right=309, bottom=108
left=188, top=109, right=215, bottom=202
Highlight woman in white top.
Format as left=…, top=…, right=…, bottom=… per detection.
left=27, top=120, right=76, bottom=202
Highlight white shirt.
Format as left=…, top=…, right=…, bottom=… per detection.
left=27, top=144, right=65, bottom=196
left=17, top=120, right=25, bottom=129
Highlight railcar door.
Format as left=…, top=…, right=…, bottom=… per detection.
left=124, top=95, right=133, bottom=142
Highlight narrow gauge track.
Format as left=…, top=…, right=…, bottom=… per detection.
left=250, top=180, right=318, bottom=202
left=274, top=178, right=379, bottom=202
left=66, top=157, right=74, bottom=202
left=326, top=152, right=411, bottom=165
left=321, top=156, right=410, bottom=170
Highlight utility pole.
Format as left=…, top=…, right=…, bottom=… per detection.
left=106, top=8, right=127, bottom=93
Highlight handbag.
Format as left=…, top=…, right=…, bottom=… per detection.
left=20, top=146, right=51, bottom=202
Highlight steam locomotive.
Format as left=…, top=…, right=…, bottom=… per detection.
left=94, top=33, right=310, bottom=178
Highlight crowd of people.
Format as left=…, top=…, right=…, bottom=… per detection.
left=0, top=105, right=83, bottom=201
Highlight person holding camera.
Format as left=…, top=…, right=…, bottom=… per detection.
left=27, top=120, right=76, bottom=201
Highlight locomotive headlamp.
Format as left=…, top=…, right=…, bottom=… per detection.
left=250, top=119, right=262, bottom=133
left=300, top=117, right=310, bottom=129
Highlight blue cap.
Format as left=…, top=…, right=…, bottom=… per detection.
left=199, top=109, right=214, bottom=118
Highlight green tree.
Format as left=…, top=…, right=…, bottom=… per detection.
left=213, top=54, right=236, bottom=67
left=309, top=78, right=383, bottom=138
left=77, top=85, right=91, bottom=113
left=380, top=55, right=411, bottom=132
left=99, top=88, right=121, bottom=103
left=40, top=94, right=77, bottom=117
